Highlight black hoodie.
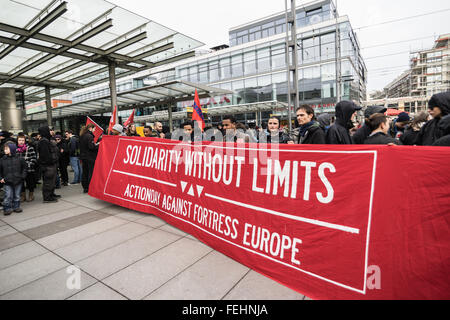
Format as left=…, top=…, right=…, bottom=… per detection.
left=417, top=92, right=450, bottom=146
left=432, top=114, right=450, bottom=147
left=37, top=126, right=58, bottom=166
left=326, top=101, right=361, bottom=145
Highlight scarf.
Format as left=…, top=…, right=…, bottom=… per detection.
left=16, top=144, right=28, bottom=154
left=298, top=121, right=316, bottom=137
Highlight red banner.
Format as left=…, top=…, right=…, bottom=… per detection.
left=89, top=136, right=450, bottom=300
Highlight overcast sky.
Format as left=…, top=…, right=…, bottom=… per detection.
left=109, top=0, right=450, bottom=94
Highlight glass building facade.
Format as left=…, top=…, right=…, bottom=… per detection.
left=170, top=0, right=367, bottom=124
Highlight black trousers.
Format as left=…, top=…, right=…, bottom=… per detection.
left=41, top=164, right=57, bottom=200
left=59, top=162, right=69, bottom=184
left=81, top=159, right=95, bottom=192
left=22, top=172, right=37, bottom=192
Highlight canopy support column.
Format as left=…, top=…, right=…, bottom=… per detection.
left=108, top=60, right=118, bottom=123
left=45, top=85, right=52, bottom=126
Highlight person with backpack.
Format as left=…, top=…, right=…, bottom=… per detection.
left=0, top=142, right=27, bottom=215
left=65, top=130, right=82, bottom=185
left=37, top=126, right=61, bottom=203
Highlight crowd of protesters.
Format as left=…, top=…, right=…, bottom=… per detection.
left=0, top=124, right=98, bottom=215
left=0, top=92, right=448, bottom=216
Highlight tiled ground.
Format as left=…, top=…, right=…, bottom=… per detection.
left=0, top=174, right=308, bottom=300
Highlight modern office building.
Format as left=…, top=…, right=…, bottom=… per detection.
left=25, top=0, right=368, bottom=129
left=167, top=0, right=368, bottom=126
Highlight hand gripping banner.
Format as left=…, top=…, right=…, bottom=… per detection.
left=89, top=136, right=450, bottom=300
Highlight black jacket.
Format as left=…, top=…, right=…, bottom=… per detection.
left=352, top=125, right=371, bottom=145
left=433, top=114, right=450, bottom=147
left=353, top=106, right=388, bottom=145
left=400, top=127, right=420, bottom=146
left=290, top=122, right=326, bottom=145
left=0, top=154, right=27, bottom=185
left=80, top=131, right=98, bottom=161
left=68, top=136, right=81, bottom=157
left=263, top=131, right=291, bottom=144
left=364, top=132, right=402, bottom=145
left=326, top=101, right=360, bottom=145
left=57, top=140, right=70, bottom=165
left=37, top=126, right=59, bottom=166
left=417, top=92, right=450, bottom=146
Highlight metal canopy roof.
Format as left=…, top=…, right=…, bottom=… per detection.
left=26, top=80, right=233, bottom=121
left=0, top=0, right=204, bottom=104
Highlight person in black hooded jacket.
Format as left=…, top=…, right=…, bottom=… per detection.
left=352, top=105, right=387, bottom=144
left=432, top=115, right=450, bottom=147
left=416, top=92, right=450, bottom=146
left=37, top=126, right=60, bottom=203
left=326, top=101, right=362, bottom=144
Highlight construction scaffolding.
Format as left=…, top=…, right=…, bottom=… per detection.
left=368, top=34, right=449, bottom=115
left=410, top=34, right=450, bottom=97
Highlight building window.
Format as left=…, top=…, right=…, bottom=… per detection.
left=257, top=47, right=271, bottom=72
left=303, top=37, right=320, bottom=64
left=189, top=66, right=198, bottom=82
left=244, top=50, right=257, bottom=75
left=231, top=54, right=244, bottom=77
left=271, top=43, right=286, bottom=70
left=220, top=57, right=232, bottom=80
left=209, top=60, right=220, bottom=82
left=198, top=63, right=208, bottom=83
left=321, top=33, right=335, bottom=61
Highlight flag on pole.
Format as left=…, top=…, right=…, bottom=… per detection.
left=192, top=89, right=205, bottom=131
left=123, top=109, right=135, bottom=129
left=86, top=116, right=104, bottom=143
left=108, top=105, right=117, bottom=134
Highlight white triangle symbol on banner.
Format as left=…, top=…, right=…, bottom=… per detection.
left=180, top=181, right=188, bottom=193
left=196, top=185, right=204, bottom=197
left=187, top=185, right=195, bottom=197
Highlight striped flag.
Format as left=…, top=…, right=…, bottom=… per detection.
left=192, top=89, right=205, bottom=131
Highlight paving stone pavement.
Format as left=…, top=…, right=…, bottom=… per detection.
left=0, top=178, right=309, bottom=300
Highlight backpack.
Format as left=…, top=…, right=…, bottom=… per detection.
left=69, top=136, right=81, bottom=157
left=49, top=140, right=59, bottom=164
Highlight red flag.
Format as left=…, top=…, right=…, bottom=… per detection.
left=123, top=109, right=135, bottom=128
left=108, top=105, right=117, bottom=134
left=192, top=89, right=205, bottom=131
left=86, top=116, right=104, bottom=143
